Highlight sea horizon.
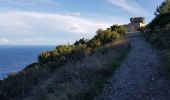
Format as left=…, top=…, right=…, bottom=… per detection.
left=0, top=45, right=55, bottom=80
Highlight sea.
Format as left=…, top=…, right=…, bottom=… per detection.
left=0, top=45, right=54, bottom=80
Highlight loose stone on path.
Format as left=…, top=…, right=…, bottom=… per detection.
left=95, top=32, right=170, bottom=100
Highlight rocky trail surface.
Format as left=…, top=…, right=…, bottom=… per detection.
left=95, top=32, right=170, bottom=100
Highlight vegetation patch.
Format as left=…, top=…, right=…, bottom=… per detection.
left=140, top=0, right=170, bottom=78
left=161, top=49, right=170, bottom=77
left=0, top=25, right=129, bottom=100
left=26, top=42, right=130, bottom=100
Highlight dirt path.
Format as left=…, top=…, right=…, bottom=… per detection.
left=95, top=32, right=170, bottom=100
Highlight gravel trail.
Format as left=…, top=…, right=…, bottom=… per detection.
left=95, top=32, right=170, bottom=100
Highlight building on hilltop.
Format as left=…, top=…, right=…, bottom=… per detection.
left=124, top=17, right=145, bottom=32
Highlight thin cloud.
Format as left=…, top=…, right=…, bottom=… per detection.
left=0, top=0, right=57, bottom=5
left=0, top=11, right=114, bottom=45
left=0, top=11, right=110, bottom=35
left=108, top=0, right=149, bottom=15
left=0, top=38, right=9, bottom=43
left=22, top=38, right=52, bottom=44
left=70, top=23, right=88, bottom=34
left=66, top=12, right=81, bottom=17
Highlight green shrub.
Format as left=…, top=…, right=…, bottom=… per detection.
left=94, top=26, right=126, bottom=45
left=110, top=25, right=127, bottom=37
left=74, top=38, right=88, bottom=46
left=111, top=31, right=121, bottom=42
left=38, top=25, right=128, bottom=69
left=143, top=29, right=170, bottom=49
left=161, top=50, right=170, bottom=77
left=87, top=39, right=101, bottom=49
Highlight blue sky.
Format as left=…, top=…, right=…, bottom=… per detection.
left=0, top=0, right=163, bottom=45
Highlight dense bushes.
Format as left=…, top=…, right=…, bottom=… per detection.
left=146, top=0, right=170, bottom=32
left=142, top=29, right=170, bottom=49
left=94, top=29, right=120, bottom=45
left=142, top=0, right=170, bottom=49
left=148, top=13, right=170, bottom=32
left=38, top=44, right=91, bottom=69
left=38, top=25, right=127, bottom=70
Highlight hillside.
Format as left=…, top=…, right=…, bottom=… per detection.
left=0, top=25, right=130, bottom=100
left=0, top=1, right=170, bottom=100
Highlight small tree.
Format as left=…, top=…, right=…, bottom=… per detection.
left=110, top=32, right=121, bottom=42
left=87, top=39, right=101, bottom=49
left=74, top=38, right=88, bottom=46
left=155, top=0, right=170, bottom=16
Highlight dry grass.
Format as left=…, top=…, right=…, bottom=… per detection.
left=24, top=41, right=130, bottom=100
left=0, top=40, right=130, bottom=100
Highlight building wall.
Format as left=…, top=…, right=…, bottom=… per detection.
left=128, top=19, right=145, bottom=32
left=123, top=17, right=146, bottom=32
left=140, top=23, right=145, bottom=27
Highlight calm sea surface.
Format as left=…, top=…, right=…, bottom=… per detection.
left=0, top=45, right=54, bottom=80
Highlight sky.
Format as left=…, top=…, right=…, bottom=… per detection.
left=0, top=0, right=164, bottom=45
